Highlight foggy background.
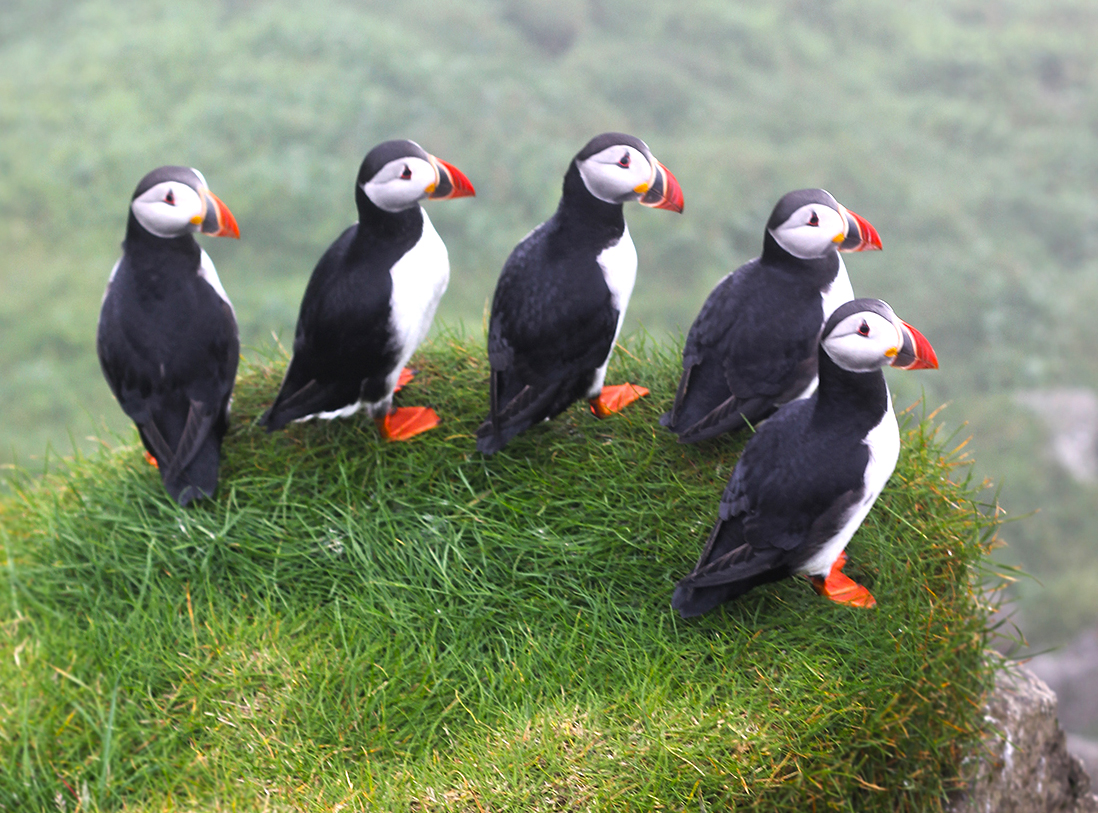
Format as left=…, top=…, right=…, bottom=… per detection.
left=2, top=0, right=1096, bottom=767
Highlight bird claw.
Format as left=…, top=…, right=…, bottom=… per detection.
left=588, top=383, right=649, bottom=418
left=808, top=551, right=876, bottom=608
left=375, top=406, right=440, bottom=441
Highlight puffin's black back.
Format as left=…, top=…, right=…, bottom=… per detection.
left=476, top=162, right=625, bottom=454
left=661, top=193, right=845, bottom=442
left=671, top=344, right=889, bottom=617
left=97, top=211, right=239, bottom=505
left=258, top=163, right=425, bottom=431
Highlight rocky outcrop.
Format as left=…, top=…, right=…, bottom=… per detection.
left=951, top=664, right=1098, bottom=812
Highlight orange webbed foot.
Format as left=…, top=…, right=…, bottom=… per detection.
left=808, top=551, right=876, bottom=608
left=375, top=406, right=440, bottom=441
left=144, top=451, right=160, bottom=469
left=588, top=383, right=649, bottom=418
left=393, top=367, right=416, bottom=393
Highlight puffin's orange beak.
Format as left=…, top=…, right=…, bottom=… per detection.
left=892, top=321, right=938, bottom=370
left=838, top=207, right=881, bottom=252
left=199, top=189, right=240, bottom=238
left=427, top=155, right=476, bottom=200
left=638, top=161, right=684, bottom=213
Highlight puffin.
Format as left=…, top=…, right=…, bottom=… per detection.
left=476, top=132, right=684, bottom=456
left=259, top=139, right=475, bottom=438
left=671, top=298, right=938, bottom=617
left=97, top=165, right=241, bottom=507
left=660, top=189, right=882, bottom=443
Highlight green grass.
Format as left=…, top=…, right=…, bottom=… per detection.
left=0, top=331, right=1000, bottom=811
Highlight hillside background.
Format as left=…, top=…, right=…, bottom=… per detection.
left=2, top=0, right=1096, bottom=737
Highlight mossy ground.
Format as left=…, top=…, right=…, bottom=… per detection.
left=0, top=331, right=1000, bottom=811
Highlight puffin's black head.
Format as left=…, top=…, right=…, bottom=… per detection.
left=822, top=298, right=938, bottom=373
left=355, top=139, right=475, bottom=214
left=129, top=166, right=239, bottom=240
left=572, top=132, right=684, bottom=213
left=765, top=188, right=881, bottom=260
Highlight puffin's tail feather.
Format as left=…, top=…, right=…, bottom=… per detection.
left=476, top=380, right=562, bottom=455
left=672, top=520, right=787, bottom=617
left=675, top=395, right=774, bottom=443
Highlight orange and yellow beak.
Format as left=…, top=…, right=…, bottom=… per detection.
left=426, top=155, right=476, bottom=200
left=891, top=321, right=939, bottom=370
left=637, top=161, right=684, bottom=213
left=837, top=207, right=882, bottom=252
left=196, top=188, right=240, bottom=238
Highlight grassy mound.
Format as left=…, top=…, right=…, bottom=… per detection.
left=0, top=332, right=998, bottom=811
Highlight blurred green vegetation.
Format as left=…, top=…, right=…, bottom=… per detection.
left=2, top=0, right=1096, bottom=651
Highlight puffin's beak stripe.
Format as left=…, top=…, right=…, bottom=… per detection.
left=426, top=155, right=476, bottom=200
left=638, top=161, right=684, bottom=213
left=891, top=321, right=939, bottom=370
left=838, top=208, right=883, bottom=253
left=199, top=189, right=240, bottom=239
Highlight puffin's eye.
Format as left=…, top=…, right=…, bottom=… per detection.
left=808, top=211, right=819, bottom=227
left=617, top=152, right=631, bottom=168
left=164, top=189, right=176, bottom=206
left=857, top=320, right=870, bottom=337
left=400, top=165, right=412, bottom=180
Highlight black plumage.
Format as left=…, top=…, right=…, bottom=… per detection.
left=259, top=139, right=473, bottom=438
left=671, top=299, right=937, bottom=617
left=476, top=132, right=682, bottom=455
left=661, top=189, right=880, bottom=443
left=97, top=166, right=239, bottom=506
left=258, top=196, right=419, bottom=430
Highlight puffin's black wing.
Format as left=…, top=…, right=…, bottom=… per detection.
left=260, top=226, right=400, bottom=431
left=671, top=399, right=866, bottom=616
left=97, top=258, right=239, bottom=506
left=476, top=222, right=618, bottom=454
left=662, top=260, right=822, bottom=443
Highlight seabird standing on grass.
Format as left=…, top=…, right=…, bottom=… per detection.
left=476, top=132, right=684, bottom=456
left=259, top=139, right=475, bottom=440
left=97, top=165, right=241, bottom=506
left=661, top=189, right=882, bottom=443
left=672, top=298, right=938, bottom=617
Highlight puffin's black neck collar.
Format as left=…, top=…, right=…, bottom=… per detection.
left=556, top=163, right=626, bottom=235
left=760, top=230, right=839, bottom=283
left=353, top=187, right=423, bottom=239
left=123, top=211, right=200, bottom=258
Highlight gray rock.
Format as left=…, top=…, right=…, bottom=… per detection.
left=1029, top=628, right=1098, bottom=746
left=952, top=664, right=1098, bottom=812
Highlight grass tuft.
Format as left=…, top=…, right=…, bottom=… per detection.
left=1, top=329, right=1001, bottom=811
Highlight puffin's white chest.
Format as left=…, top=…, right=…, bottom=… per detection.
left=198, top=249, right=235, bottom=314
left=798, top=388, right=900, bottom=577
left=586, top=224, right=638, bottom=397
left=387, top=207, right=449, bottom=375
left=820, top=257, right=855, bottom=322
left=597, top=223, right=638, bottom=320
left=790, top=258, right=857, bottom=403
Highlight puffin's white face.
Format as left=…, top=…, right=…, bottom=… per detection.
left=769, top=202, right=849, bottom=260
left=822, top=310, right=905, bottom=373
left=131, top=171, right=207, bottom=239
left=577, top=144, right=656, bottom=205
left=362, top=156, right=438, bottom=213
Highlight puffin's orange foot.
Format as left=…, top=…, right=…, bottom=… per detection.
left=393, top=367, right=416, bottom=393
left=144, top=451, right=160, bottom=469
left=588, top=382, right=650, bottom=418
left=375, top=406, right=440, bottom=441
left=808, top=552, right=876, bottom=608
